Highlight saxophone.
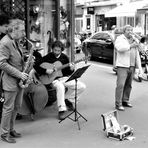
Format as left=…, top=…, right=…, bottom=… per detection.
left=19, top=37, right=35, bottom=88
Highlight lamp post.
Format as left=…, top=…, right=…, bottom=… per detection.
left=25, top=0, right=30, bottom=50
left=68, top=0, right=75, bottom=62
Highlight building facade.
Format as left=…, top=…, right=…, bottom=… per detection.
left=75, top=0, right=124, bottom=34
left=105, top=0, right=148, bottom=35
left=75, top=0, right=148, bottom=35
left=0, top=0, right=75, bottom=60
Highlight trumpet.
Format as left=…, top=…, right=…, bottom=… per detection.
left=129, top=32, right=144, bottom=53
left=130, top=32, right=141, bottom=43
left=132, top=32, right=141, bottom=40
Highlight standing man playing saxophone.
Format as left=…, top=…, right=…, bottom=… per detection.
left=0, top=14, right=12, bottom=122
left=0, top=18, right=28, bottom=143
left=114, top=25, right=142, bottom=111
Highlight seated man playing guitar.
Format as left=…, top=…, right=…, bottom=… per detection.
left=34, top=40, right=86, bottom=120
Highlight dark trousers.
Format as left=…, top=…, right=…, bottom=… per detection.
left=0, top=70, right=3, bottom=120
left=115, top=66, right=135, bottom=106
left=0, top=102, right=3, bottom=121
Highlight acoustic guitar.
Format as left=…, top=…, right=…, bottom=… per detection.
left=39, top=56, right=89, bottom=85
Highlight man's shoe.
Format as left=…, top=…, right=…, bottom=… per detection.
left=65, top=99, right=74, bottom=111
left=58, top=111, right=68, bottom=120
left=1, top=133, right=16, bottom=143
left=115, top=106, right=125, bottom=111
left=10, top=130, right=21, bottom=138
left=16, top=113, right=23, bottom=120
left=122, top=102, right=133, bottom=108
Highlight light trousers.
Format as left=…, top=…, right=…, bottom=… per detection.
left=0, top=88, right=24, bottom=134
left=52, top=77, right=86, bottom=112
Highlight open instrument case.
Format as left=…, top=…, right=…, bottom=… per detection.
left=101, top=110, right=133, bottom=141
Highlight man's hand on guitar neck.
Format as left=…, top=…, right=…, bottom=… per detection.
left=69, top=63, right=75, bottom=71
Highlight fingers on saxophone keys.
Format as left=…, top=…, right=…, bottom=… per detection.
left=21, top=72, right=29, bottom=81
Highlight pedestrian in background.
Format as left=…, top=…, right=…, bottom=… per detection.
left=110, top=25, right=117, bottom=41
left=114, top=24, right=142, bottom=111
left=0, top=18, right=28, bottom=143
left=0, top=14, right=10, bottom=40
left=0, top=14, right=12, bottom=122
left=134, top=36, right=148, bottom=81
left=133, top=22, right=144, bottom=36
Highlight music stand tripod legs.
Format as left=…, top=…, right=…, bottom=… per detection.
left=59, top=65, right=90, bottom=130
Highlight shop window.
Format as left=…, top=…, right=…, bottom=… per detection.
left=127, top=17, right=134, bottom=27
left=86, top=17, right=90, bottom=30
left=96, top=15, right=104, bottom=31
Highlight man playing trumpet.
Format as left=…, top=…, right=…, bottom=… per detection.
left=114, top=25, right=143, bottom=111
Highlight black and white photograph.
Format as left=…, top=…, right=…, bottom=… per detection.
left=0, top=0, right=148, bottom=147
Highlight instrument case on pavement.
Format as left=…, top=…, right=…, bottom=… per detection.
left=101, top=110, right=133, bottom=141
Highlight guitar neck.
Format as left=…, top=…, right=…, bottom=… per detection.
left=56, top=59, right=84, bottom=71
left=57, top=63, right=70, bottom=71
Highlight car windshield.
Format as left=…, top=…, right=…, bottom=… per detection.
left=91, top=33, right=111, bottom=41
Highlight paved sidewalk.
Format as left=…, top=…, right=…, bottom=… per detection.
left=1, top=60, right=148, bottom=148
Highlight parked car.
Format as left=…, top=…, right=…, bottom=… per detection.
left=82, top=31, right=114, bottom=62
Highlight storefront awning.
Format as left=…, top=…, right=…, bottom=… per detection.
left=137, top=5, right=148, bottom=14
left=105, top=1, right=147, bottom=17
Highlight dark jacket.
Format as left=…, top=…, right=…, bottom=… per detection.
left=34, top=52, right=74, bottom=78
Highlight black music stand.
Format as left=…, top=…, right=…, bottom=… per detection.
left=59, top=65, right=90, bottom=130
